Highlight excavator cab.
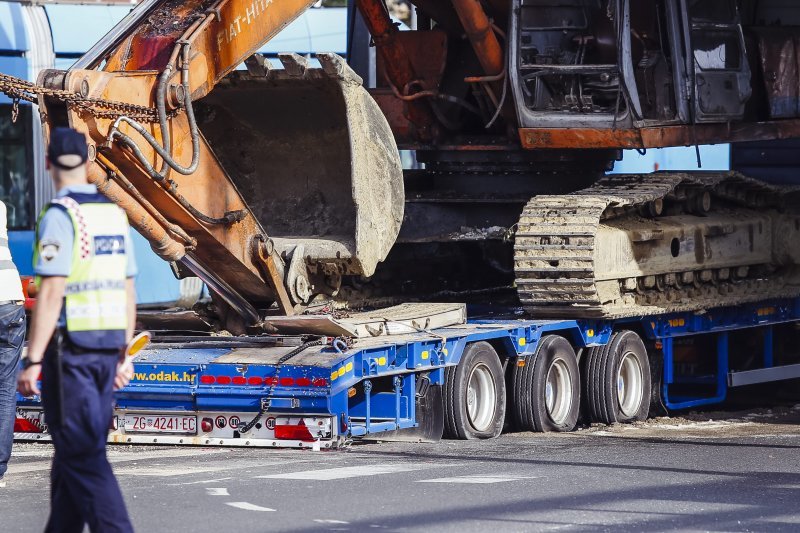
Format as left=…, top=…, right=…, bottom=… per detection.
left=510, top=0, right=751, bottom=129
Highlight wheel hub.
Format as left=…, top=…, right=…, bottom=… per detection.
left=617, top=351, right=644, bottom=417
left=545, top=358, right=573, bottom=425
left=466, top=363, right=497, bottom=432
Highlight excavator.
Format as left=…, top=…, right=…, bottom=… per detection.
left=8, top=0, right=800, bottom=331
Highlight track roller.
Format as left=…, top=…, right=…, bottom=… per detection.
left=443, top=342, right=506, bottom=439
left=512, top=335, right=580, bottom=432
left=583, top=330, right=651, bottom=424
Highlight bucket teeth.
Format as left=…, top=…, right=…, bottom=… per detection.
left=317, top=53, right=363, bottom=85
left=244, top=53, right=273, bottom=78
left=278, top=52, right=309, bottom=78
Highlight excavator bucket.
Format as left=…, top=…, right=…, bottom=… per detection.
left=195, top=53, right=404, bottom=278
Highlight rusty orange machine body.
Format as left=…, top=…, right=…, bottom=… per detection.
left=34, top=0, right=800, bottom=324
left=39, top=0, right=405, bottom=328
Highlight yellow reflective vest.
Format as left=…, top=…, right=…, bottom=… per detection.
left=35, top=192, right=129, bottom=350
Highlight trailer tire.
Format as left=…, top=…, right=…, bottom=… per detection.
left=513, top=335, right=580, bottom=432
left=442, top=342, right=506, bottom=439
left=584, top=330, right=651, bottom=424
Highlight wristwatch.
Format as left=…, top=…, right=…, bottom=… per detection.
left=22, top=358, right=42, bottom=370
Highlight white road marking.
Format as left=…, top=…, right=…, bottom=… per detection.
left=168, top=477, right=233, bottom=486
left=257, top=463, right=453, bottom=481
left=10, top=450, right=54, bottom=458
left=116, top=466, right=231, bottom=477
left=225, top=502, right=275, bottom=512
left=8, top=449, right=231, bottom=475
left=314, top=519, right=350, bottom=524
left=417, top=474, right=538, bottom=484
left=115, top=459, right=311, bottom=477
left=205, top=487, right=230, bottom=496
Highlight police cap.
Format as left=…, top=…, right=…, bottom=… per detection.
left=48, top=127, right=88, bottom=170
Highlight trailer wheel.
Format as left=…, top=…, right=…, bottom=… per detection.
left=584, top=330, right=651, bottom=424
left=443, top=342, right=506, bottom=439
left=513, top=335, right=580, bottom=432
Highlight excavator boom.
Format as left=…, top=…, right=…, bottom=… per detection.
left=36, top=0, right=404, bottom=329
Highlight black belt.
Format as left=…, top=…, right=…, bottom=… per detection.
left=0, top=300, right=23, bottom=306
left=55, top=328, right=120, bottom=355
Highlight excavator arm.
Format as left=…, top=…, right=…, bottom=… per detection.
left=37, top=0, right=404, bottom=329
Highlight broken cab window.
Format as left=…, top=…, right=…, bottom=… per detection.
left=520, top=6, right=588, bottom=30
left=689, top=0, right=736, bottom=24
left=692, top=31, right=741, bottom=71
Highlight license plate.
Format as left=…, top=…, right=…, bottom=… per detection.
left=123, top=415, right=196, bottom=434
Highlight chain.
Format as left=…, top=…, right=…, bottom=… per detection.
left=0, top=72, right=180, bottom=123
left=307, top=303, right=351, bottom=320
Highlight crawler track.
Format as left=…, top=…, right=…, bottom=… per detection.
left=514, top=173, right=800, bottom=318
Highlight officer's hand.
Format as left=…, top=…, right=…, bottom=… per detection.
left=114, top=359, right=133, bottom=390
left=17, top=366, right=42, bottom=397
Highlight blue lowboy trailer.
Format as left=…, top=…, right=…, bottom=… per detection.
left=14, top=298, right=800, bottom=448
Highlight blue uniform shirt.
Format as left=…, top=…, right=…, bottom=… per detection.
left=34, top=184, right=138, bottom=325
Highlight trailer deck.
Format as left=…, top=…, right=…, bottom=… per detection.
left=14, top=298, right=800, bottom=448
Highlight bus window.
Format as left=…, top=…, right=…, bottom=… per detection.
left=0, top=104, right=32, bottom=230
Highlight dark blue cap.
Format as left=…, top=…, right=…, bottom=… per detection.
left=48, top=127, right=88, bottom=170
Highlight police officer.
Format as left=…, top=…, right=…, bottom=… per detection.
left=17, top=127, right=136, bottom=532
left=0, top=199, right=26, bottom=488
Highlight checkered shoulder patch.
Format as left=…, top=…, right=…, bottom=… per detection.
left=51, top=197, right=91, bottom=260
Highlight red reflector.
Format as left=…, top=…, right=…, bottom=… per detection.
left=201, top=418, right=213, bottom=432
left=264, top=377, right=278, bottom=386
left=14, top=418, right=41, bottom=433
left=232, top=376, right=246, bottom=385
left=248, top=376, right=263, bottom=386
left=199, top=375, right=215, bottom=384
left=279, top=377, right=295, bottom=386
left=296, top=377, right=311, bottom=387
left=312, top=378, right=327, bottom=387
left=274, top=421, right=314, bottom=442
left=215, top=376, right=231, bottom=385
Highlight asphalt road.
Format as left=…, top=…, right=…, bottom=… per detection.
left=3, top=406, right=800, bottom=532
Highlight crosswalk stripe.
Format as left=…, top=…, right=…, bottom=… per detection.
left=417, top=474, right=538, bottom=484
left=206, top=487, right=230, bottom=496
left=256, top=463, right=450, bottom=481
left=168, top=477, right=233, bottom=486
left=8, top=449, right=231, bottom=475
left=115, top=459, right=310, bottom=477
left=226, top=502, right=275, bottom=512
left=116, top=466, right=230, bottom=477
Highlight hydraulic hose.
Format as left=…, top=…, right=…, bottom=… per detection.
left=105, top=39, right=245, bottom=225
left=108, top=44, right=199, bottom=177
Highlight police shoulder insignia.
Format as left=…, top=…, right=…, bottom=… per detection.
left=39, top=239, right=61, bottom=262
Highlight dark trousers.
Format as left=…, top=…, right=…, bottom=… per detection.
left=42, top=339, right=133, bottom=533
left=0, top=303, right=25, bottom=479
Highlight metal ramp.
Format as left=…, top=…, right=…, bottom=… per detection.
left=263, top=303, right=467, bottom=338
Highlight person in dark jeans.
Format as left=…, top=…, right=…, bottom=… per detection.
left=1, top=198, right=26, bottom=487
left=0, top=304, right=25, bottom=487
